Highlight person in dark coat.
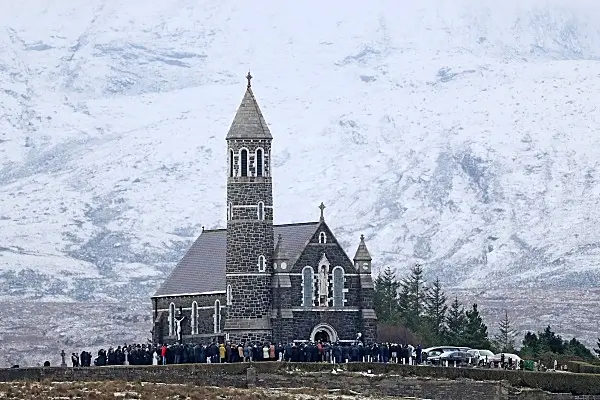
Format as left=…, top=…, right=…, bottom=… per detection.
left=332, top=343, right=342, bottom=364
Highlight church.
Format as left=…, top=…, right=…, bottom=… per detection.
left=151, top=73, right=377, bottom=345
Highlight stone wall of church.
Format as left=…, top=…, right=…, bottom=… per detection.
left=293, top=242, right=356, bottom=273
left=228, top=275, right=272, bottom=319
left=272, top=310, right=363, bottom=343
left=284, top=274, right=362, bottom=308
left=152, top=294, right=226, bottom=344
left=270, top=226, right=376, bottom=344
left=359, top=283, right=377, bottom=342
left=226, top=137, right=274, bottom=338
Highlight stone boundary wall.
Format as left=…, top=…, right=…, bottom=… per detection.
left=1, top=362, right=600, bottom=400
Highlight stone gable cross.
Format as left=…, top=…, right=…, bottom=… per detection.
left=319, top=202, right=326, bottom=221
left=246, top=71, right=252, bottom=88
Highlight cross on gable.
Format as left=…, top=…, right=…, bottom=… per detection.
left=319, top=202, right=326, bottom=221
left=246, top=71, right=252, bottom=88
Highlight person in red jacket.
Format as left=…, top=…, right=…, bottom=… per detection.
left=161, top=344, right=168, bottom=365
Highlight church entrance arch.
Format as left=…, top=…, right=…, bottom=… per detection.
left=310, top=323, right=338, bottom=343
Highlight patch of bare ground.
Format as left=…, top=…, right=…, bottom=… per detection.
left=0, top=381, right=412, bottom=400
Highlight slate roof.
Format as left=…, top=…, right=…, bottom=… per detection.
left=273, top=234, right=289, bottom=261
left=353, top=234, right=372, bottom=261
left=153, top=222, right=319, bottom=297
left=226, top=86, right=272, bottom=140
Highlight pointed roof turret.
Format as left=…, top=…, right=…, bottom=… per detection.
left=226, top=72, right=272, bottom=140
left=273, top=234, right=289, bottom=261
left=353, top=234, right=372, bottom=262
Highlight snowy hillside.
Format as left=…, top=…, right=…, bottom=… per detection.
left=1, top=0, right=600, bottom=364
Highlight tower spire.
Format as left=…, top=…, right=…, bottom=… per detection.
left=354, top=234, right=372, bottom=262
left=226, top=74, right=272, bottom=140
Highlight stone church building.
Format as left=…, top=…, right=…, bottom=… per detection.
left=151, top=74, right=377, bottom=345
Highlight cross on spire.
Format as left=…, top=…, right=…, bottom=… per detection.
left=246, top=71, right=252, bottom=88
left=319, top=202, right=326, bottom=221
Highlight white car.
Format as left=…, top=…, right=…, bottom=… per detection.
left=488, top=353, right=522, bottom=368
left=422, top=346, right=462, bottom=362
left=467, top=349, right=495, bottom=365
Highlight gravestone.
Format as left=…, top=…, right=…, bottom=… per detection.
left=246, top=366, right=257, bottom=388
left=60, top=350, right=67, bottom=368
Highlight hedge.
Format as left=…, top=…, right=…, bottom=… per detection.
left=3, top=362, right=600, bottom=395
left=274, top=362, right=600, bottom=395
left=567, top=361, right=600, bottom=375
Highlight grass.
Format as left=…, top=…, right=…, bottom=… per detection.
left=0, top=381, right=409, bottom=400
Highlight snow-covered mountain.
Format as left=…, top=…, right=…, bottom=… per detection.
left=1, top=0, right=600, bottom=364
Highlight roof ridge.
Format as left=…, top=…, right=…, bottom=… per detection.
left=201, top=228, right=227, bottom=233
left=201, top=223, right=318, bottom=231
left=274, top=221, right=320, bottom=227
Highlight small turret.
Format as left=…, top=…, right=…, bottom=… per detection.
left=354, top=234, right=372, bottom=273
left=273, top=234, right=289, bottom=272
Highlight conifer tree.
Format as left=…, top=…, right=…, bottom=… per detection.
left=595, top=338, right=600, bottom=358
left=445, top=297, right=467, bottom=345
left=373, top=266, right=401, bottom=323
left=538, top=325, right=565, bottom=354
left=492, top=310, right=516, bottom=353
left=464, top=303, right=491, bottom=349
left=423, top=277, right=448, bottom=343
left=519, top=331, right=540, bottom=358
left=398, top=263, right=427, bottom=332
left=565, top=338, right=595, bottom=360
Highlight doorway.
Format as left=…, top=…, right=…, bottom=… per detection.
left=309, top=323, right=338, bottom=343
left=314, top=330, right=330, bottom=343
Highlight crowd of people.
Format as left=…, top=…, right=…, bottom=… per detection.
left=72, top=341, right=427, bottom=367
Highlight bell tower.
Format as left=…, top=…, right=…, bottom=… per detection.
left=224, top=72, right=274, bottom=343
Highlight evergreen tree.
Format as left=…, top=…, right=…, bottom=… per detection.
left=492, top=310, right=516, bottom=353
left=463, top=303, right=491, bottom=349
left=519, top=326, right=594, bottom=360
left=519, top=331, right=540, bottom=358
left=373, top=266, right=401, bottom=323
left=538, top=325, right=565, bottom=354
left=595, top=338, right=600, bottom=358
left=398, top=263, right=427, bottom=332
left=445, top=297, right=467, bottom=345
left=423, top=278, right=448, bottom=343
left=565, top=338, right=595, bottom=360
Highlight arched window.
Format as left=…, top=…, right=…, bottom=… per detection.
left=229, top=149, right=234, bottom=177
left=240, top=149, right=248, bottom=177
left=257, top=201, right=264, bottom=220
left=302, top=267, right=314, bottom=307
left=256, top=148, right=263, bottom=177
left=333, top=267, right=344, bottom=307
left=214, top=300, right=221, bottom=333
left=319, top=232, right=327, bottom=244
left=258, top=255, right=266, bottom=272
left=228, top=202, right=233, bottom=221
left=168, top=302, right=175, bottom=336
left=191, top=301, right=198, bottom=334
left=226, top=284, right=232, bottom=306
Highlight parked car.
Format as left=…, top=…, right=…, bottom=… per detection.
left=488, top=353, right=522, bottom=369
left=430, top=351, right=473, bottom=366
left=422, top=346, right=462, bottom=362
left=467, top=349, right=495, bottom=365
